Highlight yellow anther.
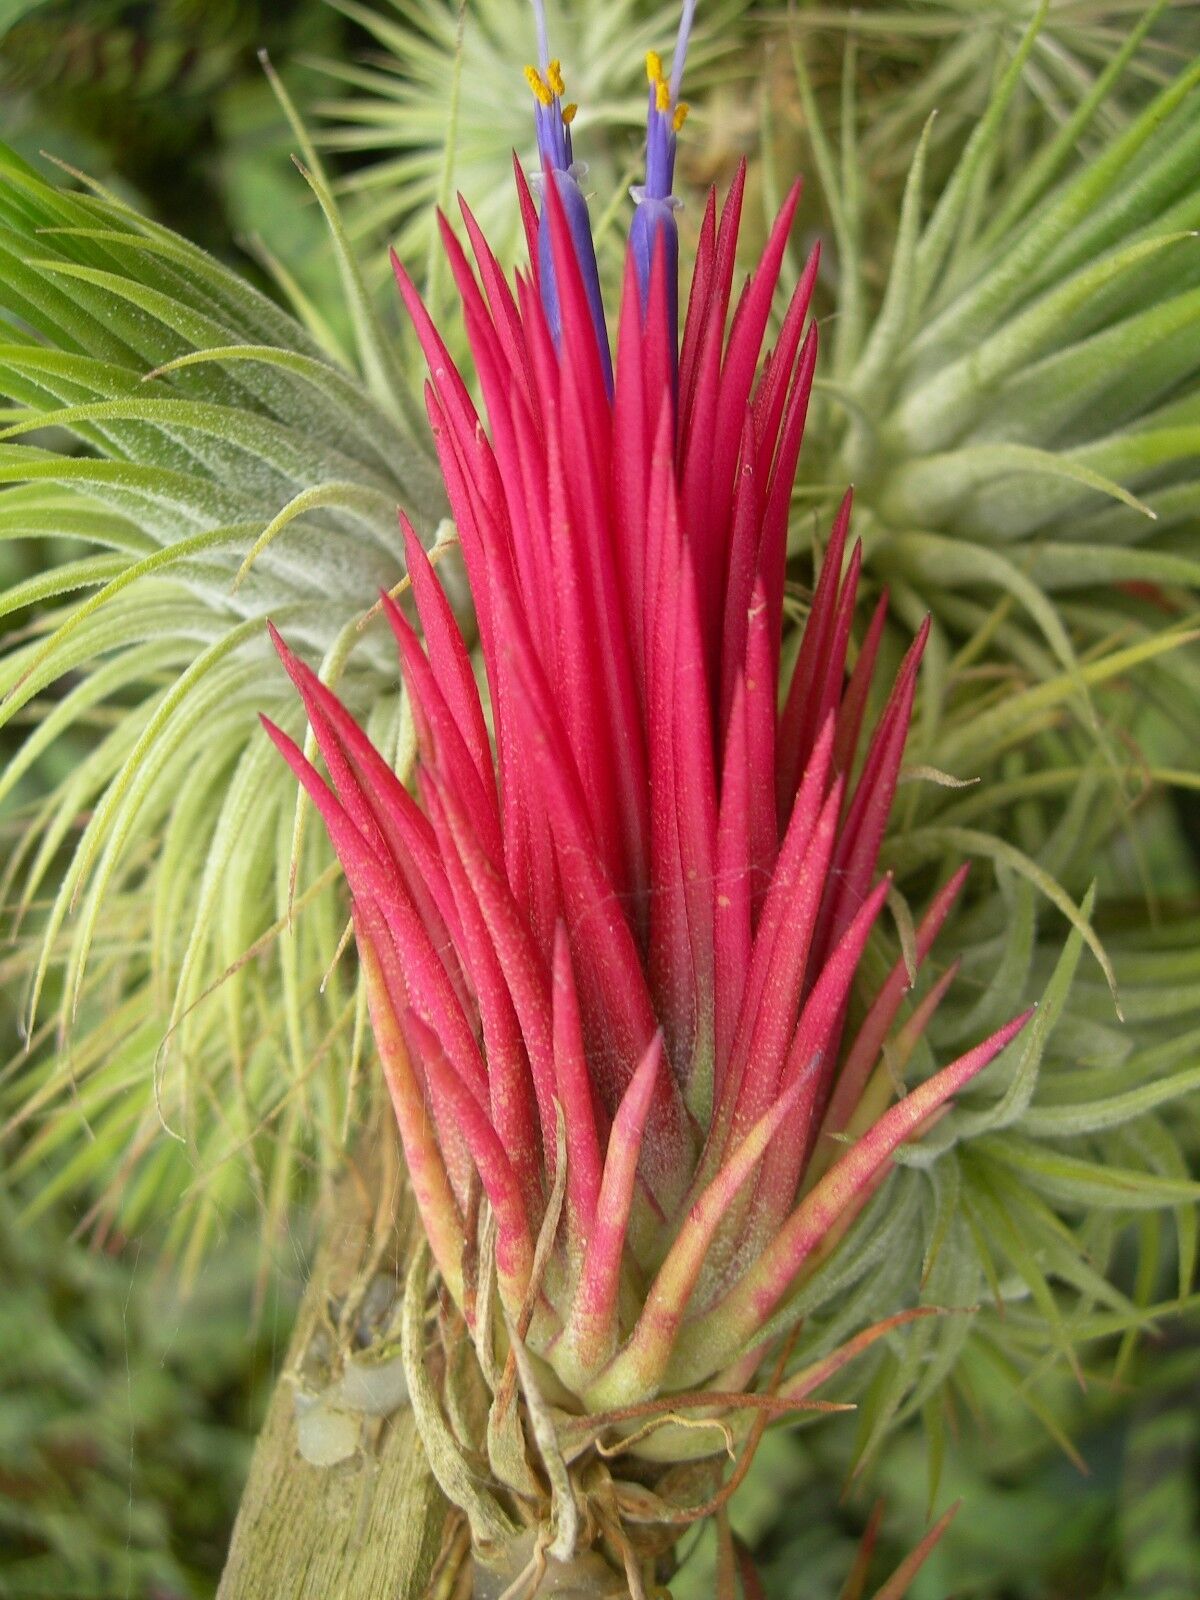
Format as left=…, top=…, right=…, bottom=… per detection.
left=673, top=101, right=689, bottom=132
left=561, top=102, right=578, bottom=124
left=645, top=50, right=664, bottom=85
left=655, top=79, right=671, bottom=112
left=547, top=57, right=565, bottom=95
left=525, top=64, right=553, bottom=107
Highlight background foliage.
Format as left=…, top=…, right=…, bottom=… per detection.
left=1, top=1, right=1198, bottom=1596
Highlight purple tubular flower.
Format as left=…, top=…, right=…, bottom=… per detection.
left=525, top=4, right=613, bottom=394
left=629, top=200, right=679, bottom=361
left=537, top=170, right=611, bottom=389
left=629, top=0, right=694, bottom=353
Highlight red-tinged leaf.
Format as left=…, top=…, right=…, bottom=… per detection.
left=780, top=872, right=895, bottom=1111
left=567, top=1034, right=664, bottom=1371
left=778, top=1309, right=941, bottom=1406
left=714, top=717, right=836, bottom=1141
left=512, top=152, right=540, bottom=282
left=642, top=391, right=678, bottom=705
left=612, top=1077, right=806, bottom=1395
left=760, top=325, right=819, bottom=668
left=380, top=590, right=504, bottom=868
left=889, top=959, right=961, bottom=1064
left=733, top=1533, right=767, bottom=1600
left=421, top=378, right=508, bottom=701
left=552, top=924, right=604, bottom=1243
left=719, top=410, right=764, bottom=733
left=714, top=675, right=751, bottom=1094
left=459, top=193, right=534, bottom=413
left=403, top=268, right=519, bottom=664
left=751, top=874, right=895, bottom=1223
left=817, top=619, right=929, bottom=960
left=821, top=866, right=970, bottom=1148
left=813, top=539, right=864, bottom=753
left=612, top=248, right=650, bottom=690
left=355, top=899, right=465, bottom=1304
left=709, top=162, right=747, bottom=338
left=868, top=1504, right=960, bottom=1600
left=752, top=241, right=820, bottom=482
left=392, top=247, right=485, bottom=471
left=542, top=167, right=614, bottom=424
left=438, top=207, right=511, bottom=397
left=727, top=777, right=846, bottom=1146
left=529, top=363, right=619, bottom=880
left=707, top=1010, right=1034, bottom=1359
left=462, top=301, right=562, bottom=688
left=678, top=183, right=717, bottom=427
left=673, top=550, right=718, bottom=1090
left=837, top=1500, right=886, bottom=1600
left=514, top=261, right=561, bottom=431
left=495, top=350, right=558, bottom=679
left=260, top=714, right=388, bottom=894
left=833, top=588, right=889, bottom=779
left=500, top=597, right=670, bottom=1125
left=711, top=182, right=803, bottom=532
left=555, top=333, right=652, bottom=908
left=406, top=1008, right=535, bottom=1307
left=643, top=225, right=676, bottom=418
left=419, top=777, right=542, bottom=1209
left=678, top=285, right=728, bottom=659
left=267, top=624, right=465, bottom=968
left=743, top=579, right=778, bottom=913
left=645, top=420, right=693, bottom=1063
left=777, top=490, right=853, bottom=818
left=399, top=514, right=493, bottom=793
left=260, top=715, right=489, bottom=1108
left=431, top=770, right=560, bottom=1180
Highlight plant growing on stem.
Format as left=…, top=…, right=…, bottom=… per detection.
left=264, top=6, right=1038, bottom=1590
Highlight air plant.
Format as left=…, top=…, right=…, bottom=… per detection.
left=263, top=7, right=1041, bottom=1589
left=782, top=0, right=1199, bottom=199
left=2, top=6, right=1198, bottom=1590
left=0, top=120, right=446, bottom=1266
left=787, top=3, right=1200, bottom=741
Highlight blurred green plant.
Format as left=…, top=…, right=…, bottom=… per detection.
left=788, top=8, right=1200, bottom=746
left=0, top=125, right=446, bottom=1271
left=783, top=1, right=1200, bottom=202
left=0, top=0, right=339, bottom=256
left=0, top=1186, right=296, bottom=1598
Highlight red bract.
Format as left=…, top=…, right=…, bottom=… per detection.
left=263, top=162, right=1029, bottom=1412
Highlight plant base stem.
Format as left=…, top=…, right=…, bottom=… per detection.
left=218, top=1138, right=452, bottom=1599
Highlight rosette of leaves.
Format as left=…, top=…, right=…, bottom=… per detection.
left=0, top=13, right=1195, bottom=1543
left=672, top=883, right=1200, bottom=1598
left=781, top=0, right=1200, bottom=207
left=786, top=7, right=1200, bottom=745
left=0, top=118, right=447, bottom=1267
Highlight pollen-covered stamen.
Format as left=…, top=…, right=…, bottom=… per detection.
left=642, top=48, right=687, bottom=202
left=525, top=60, right=574, bottom=172
left=641, top=0, right=693, bottom=201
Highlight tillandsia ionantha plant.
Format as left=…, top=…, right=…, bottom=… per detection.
left=262, top=5, right=1038, bottom=1591
left=786, top=0, right=1200, bottom=707
left=2, top=2, right=1199, bottom=1593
